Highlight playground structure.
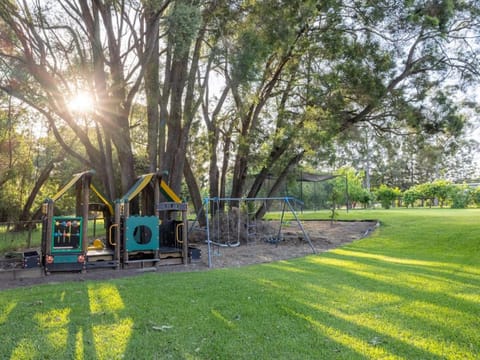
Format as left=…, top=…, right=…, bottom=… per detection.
left=41, top=170, right=113, bottom=272
left=199, top=197, right=316, bottom=268
left=113, top=172, right=188, bottom=267
left=40, top=170, right=189, bottom=273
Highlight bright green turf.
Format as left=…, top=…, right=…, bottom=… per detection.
left=0, top=209, right=478, bottom=359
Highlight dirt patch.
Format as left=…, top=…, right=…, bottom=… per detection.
left=0, top=220, right=377, bottom=291
left=191, top=220, right=377, bottom=268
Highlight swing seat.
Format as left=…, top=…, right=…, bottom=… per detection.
left=265, top=235, right=282, bottom=244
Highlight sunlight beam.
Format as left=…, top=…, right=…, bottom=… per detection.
left=67, top=91, right=94, bottom=114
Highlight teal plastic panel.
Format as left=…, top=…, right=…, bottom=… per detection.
left=125, top=216, right=159, bottom=252
left=51, top=217, right=83, bottom=252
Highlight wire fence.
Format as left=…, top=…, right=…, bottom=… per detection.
left=0, top=220, right=43, bottom=253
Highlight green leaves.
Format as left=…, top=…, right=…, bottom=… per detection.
left=165, top=1, right=201, bottom=56
left=375, top=184, right=402, bottom=209
left=231, top=28, right=269, bottom=83
left=408, top=0, right=455, bottom=32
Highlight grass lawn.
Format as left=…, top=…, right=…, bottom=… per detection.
left=0, top=209, right=479, bottom=359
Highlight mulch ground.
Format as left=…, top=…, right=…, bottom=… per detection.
left=0, top=220, right=377, bottom=291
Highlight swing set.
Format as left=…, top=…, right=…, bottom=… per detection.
left=200, top=197, right=316, bottom=268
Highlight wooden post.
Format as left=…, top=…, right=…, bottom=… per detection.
left=81, top=174, right=90, bottom=272
left=44, top=201, right=54, bottom=257
left=123, top=202, right=129, bottom=265
left=42, top=200, right=54, bottom=273
left=114, top=202, right=121, bottom=270
left=182, top=205, right=188, bottom=265
left=154, top=176, right=160, bottom=218
left=76, top=182, right=82, bottom=218
left=154, top=176, right=160, bottom=260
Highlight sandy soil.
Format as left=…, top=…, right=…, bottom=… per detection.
left=0, top=220, right=377, bottom=290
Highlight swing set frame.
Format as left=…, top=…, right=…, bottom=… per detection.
left=201, top=196, right=316, bottom=268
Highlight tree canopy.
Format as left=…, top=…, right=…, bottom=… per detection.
left=0, top=0, right=479, bottom=221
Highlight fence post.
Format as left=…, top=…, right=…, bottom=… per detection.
left=27, top=223, right=32, bottom=248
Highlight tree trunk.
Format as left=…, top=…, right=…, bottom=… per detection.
left=144, top=8, right=161, bottom=172
left=165, top=55, right=188, bottom=194
left=18, top=159, right=57, bottom=223
left=164, top=5, right=207, bottom=195
left=255, top=151, right=305, bottom=219
left=204, top=81, right=230, bottom=210
left=246, top=145, right=288, bottom=199
left=184, top=158, right=206, bottom=226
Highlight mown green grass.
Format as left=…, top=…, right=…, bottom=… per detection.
left=0, top=209, right=479, bottom=359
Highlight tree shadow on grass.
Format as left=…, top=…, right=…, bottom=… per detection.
left=254, top=249, right=479, bottom=359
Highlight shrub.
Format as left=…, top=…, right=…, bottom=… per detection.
left=403, top=188, right=419, bottom=208
left=450, top=186, right=471, bottom=209
left=375, top=184, right=401, bottom=209
left=471, top=187, right=480, bottom=207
